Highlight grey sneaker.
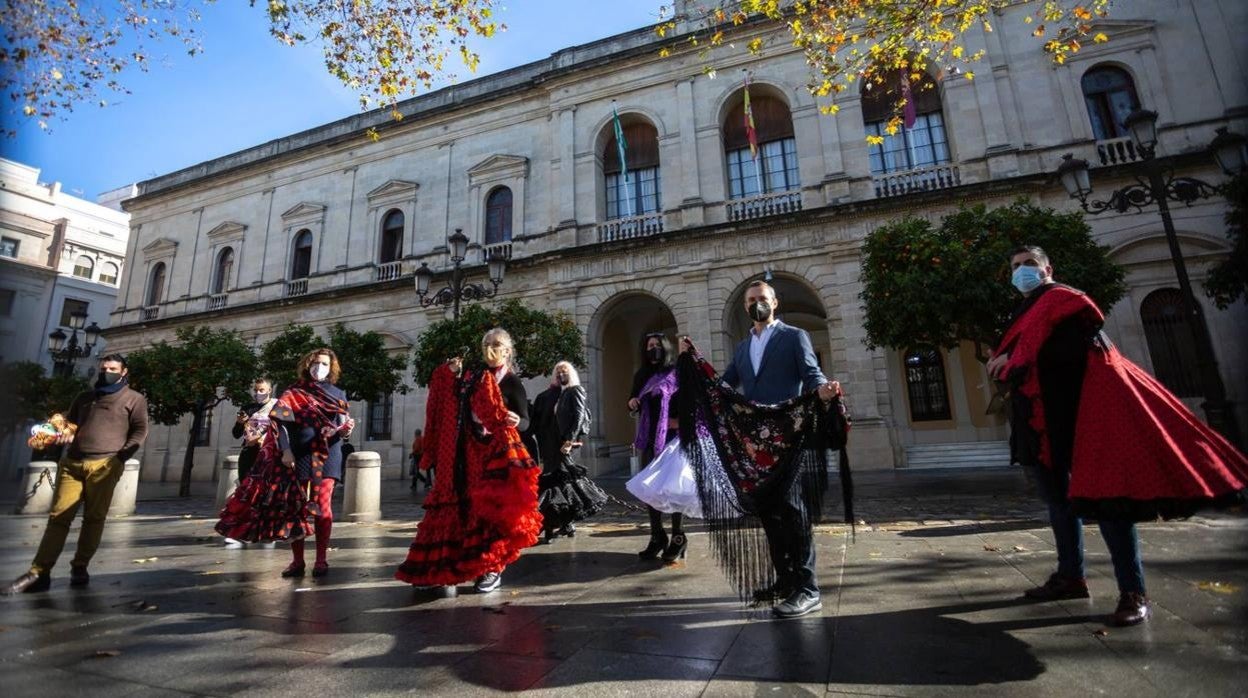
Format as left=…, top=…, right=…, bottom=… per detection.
left=772, top=590, right=822, bottom=619
left=475, top=572, right=502, bottom=593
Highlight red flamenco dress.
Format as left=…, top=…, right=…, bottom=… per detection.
left=997, top=285, right=1247, bottom=520
left=215, top=382, right=350, bottom=542
left=395, top=363, right=542, bottom=585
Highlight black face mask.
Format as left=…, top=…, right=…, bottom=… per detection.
left=647, top=346, right=665, bottom=364
left=748, top=300, right=772, bottom=323
left=98, top=370, right=123, bottom=386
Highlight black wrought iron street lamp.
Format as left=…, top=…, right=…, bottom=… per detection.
left=413, top=228, right=507, bottom=320
left=48, top=311, right=102, bottom=375
left=1056, top=110, right=1245, bottom=445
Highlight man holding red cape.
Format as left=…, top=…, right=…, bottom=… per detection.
left=988, top=246, right=1246, bottom=626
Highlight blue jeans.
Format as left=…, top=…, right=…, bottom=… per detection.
left=1042, top=468, right=1145, bottom=595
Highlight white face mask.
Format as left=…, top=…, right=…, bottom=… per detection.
left=310, top=364, right=329, bottom=381
left=253, top=390, right=270, bottom=402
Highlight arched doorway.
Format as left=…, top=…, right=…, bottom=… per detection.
left=721, top=274, right=831, bottom=376
left=588, top=292, right=677, bottom=474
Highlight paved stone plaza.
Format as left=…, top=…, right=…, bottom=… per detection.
left=1, top=469, right=1245, bottom=697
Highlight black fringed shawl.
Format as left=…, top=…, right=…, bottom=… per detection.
left=676, top=351, right=852, bottom=602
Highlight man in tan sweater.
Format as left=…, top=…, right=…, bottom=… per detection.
left=4, top=354, right=149, bottom=594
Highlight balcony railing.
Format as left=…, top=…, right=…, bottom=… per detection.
left=206, top=293, right=228, bottom=311
left=375, top=260, right=403, bottom=282
left=725, top=190, right=802, bottom=222
left=285, top=278, right=309, bottom=297
left=479, top=242, right=513, bottom=262
left=873, top=164, right=961, bottom=198
left=140, top=306, right=160, bottom=321
left=597, top=212, right=664, bottom=242
left=1095, top=136, right=1141, bottom=166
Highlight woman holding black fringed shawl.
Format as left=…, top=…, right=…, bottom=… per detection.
left=216, top=348, right=354, bottom=579
left=627, top=333, right=690, bottom=562
left=674, top=341, right=852, bottom=610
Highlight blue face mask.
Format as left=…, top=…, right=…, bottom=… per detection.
left=1011, top=265, right=1047, bottom=294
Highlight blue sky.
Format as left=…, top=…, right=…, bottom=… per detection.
left=2, top=1, right=667, bottom=199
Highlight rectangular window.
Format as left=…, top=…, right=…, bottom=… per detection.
left=368, top=393, right=393, bottom=441
left=0, top=237, right=18, bottom=258
left=194, top=407, right=214, bottom=447
left=59, top=298, right=89, bottom=327
left=605, top=166, right=661, bottom=219
left=866, top=113, right=951, bottom=175
left=727, top=137, right=798, bottom=200
left=0, top=288, right=14, bottom=316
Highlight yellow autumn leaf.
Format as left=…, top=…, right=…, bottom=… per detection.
left=1093, top=32, right=1109, bottom=43
left=951, top=45, right=964, bottom=59
left=964, top=71, right=974, bottom=80
left=866, top=134, right=885, bottom=145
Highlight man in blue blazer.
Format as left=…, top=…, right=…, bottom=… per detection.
left=682, top=280, right=840, bottom=618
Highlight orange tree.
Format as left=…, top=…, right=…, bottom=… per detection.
left=1204, top=173, right=1247, bottom=310
left=859, top=199, right=1126, bottom=361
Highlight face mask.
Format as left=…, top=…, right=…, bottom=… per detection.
left=647, top=346, right=665, bottom=364
left=253, top=390, right=270, bottom=402
left=484, top=345, right=508, bottom=367
left=748, top=300, right=772, bottom=323
left=1011, top=265, right=1047, bottom=294
left=310, top=364, right=329, bottom=381
left=556, top=373, right=570, bottom=386
left=98, top=370, right=123, bottom=385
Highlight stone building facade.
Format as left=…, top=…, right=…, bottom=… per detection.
left=0, top=159, right=133, bottom=478
left=102, top=0, right=1247, bottom=484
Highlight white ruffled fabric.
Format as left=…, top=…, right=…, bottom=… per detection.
left=626, top=436, right=703, bottom=518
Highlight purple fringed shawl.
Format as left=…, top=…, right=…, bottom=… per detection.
left=633, top=367, right=678, bottom=451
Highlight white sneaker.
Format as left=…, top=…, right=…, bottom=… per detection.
left=474, top=572, right=502, bottom=593
left=223, top=538, right=245, bottom=549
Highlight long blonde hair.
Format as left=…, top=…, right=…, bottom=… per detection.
left=552, top=361, right=580, bottom=387
left=481, top=327, right=515, bottom=370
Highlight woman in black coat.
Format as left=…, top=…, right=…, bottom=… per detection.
left=531, top=361, right=608, bottom=542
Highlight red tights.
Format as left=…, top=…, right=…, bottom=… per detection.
left=291, top=479, right=335, bottom=567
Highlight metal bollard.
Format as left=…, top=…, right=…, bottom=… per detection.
left=107, top=459, right=142, bottom=517
left=343, top=451, right=382, bottom=522
left=215, top=455, right=241, bottom=510
left=15, top=461, right=58, bottom=515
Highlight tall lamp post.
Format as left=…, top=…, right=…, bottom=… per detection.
left=48, top=311, right=102, bottom=376
left=413, top=228, right=507, bottom=320
left=1056, top=111, right=1246, bottom=446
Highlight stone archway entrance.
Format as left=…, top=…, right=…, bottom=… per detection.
left=722, top=274, right=832, bottom=376
left=586, top=292, right=677, bottom=475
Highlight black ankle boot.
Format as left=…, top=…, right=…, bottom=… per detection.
left=661, top=533, right=688, bottom=562
left=639, top=531, right=668, bottom=560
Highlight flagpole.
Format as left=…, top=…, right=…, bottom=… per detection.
left=613, top=101, right=635, bottom=219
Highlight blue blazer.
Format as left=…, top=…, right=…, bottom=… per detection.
left=722, top=321, right=828, bottom=404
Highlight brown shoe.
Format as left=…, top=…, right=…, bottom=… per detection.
left=1024, top=574, right=1090, bottom=601
left=1110, top=592, right=1150, bottom=626
left=69, top=566, right=90, bottom=588
left=2, top=572, right=51, bottom=595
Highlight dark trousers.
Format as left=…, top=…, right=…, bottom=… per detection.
left=1039, top=467, right=1145, bottom=595
left=759, top=480, right=818, bottom=596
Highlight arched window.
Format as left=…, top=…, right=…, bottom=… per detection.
left=485, top=187, right=513, bottom=245
left=100, top=262, right=119, bottom=285
left=604, top=120, right=661, bottom=218
left=1081, top=66, right=1140, bottom=141
left=290, top=229, right=313, bottom=279
left=903, top=348, right=952, bottom=421
left=212, top=247, right=234, bottom=294
left=72, top=255, right=94, bottom=279
left=379, top=209, right=404, bottom=264
left=724, top=94, right=798, bottom=198
left=862, top=72, right=948, bottom=174
left=146, top=262, right=166, bottom=306
left=1140, top=289, right=1202, bottom=397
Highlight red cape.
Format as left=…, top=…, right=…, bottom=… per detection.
left=997, top=285, right=1247, bottom=518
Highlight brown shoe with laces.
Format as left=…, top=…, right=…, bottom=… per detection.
left=1109, top=592, right=1150, bottom=626
left=1024, top=574, right=1090, bottom=601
